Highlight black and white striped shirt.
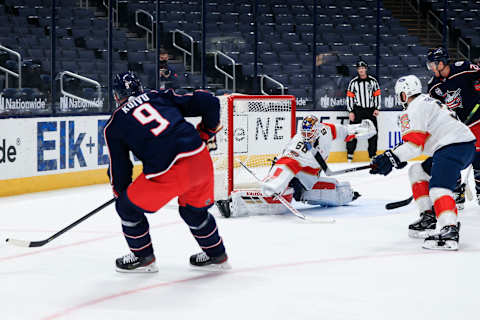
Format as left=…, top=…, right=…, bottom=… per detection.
left=346, top=75, right=381, bottom=111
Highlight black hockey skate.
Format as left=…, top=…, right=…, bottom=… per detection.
left=216, top=199, right=231, bottom=218
left=423, top=223, right=460, bottom=251
left=352, top=191, right=361, bottom=201
left=454, top=183, right=465, bottom=210
left=190, top=252, right=231, bottom=270
left=408, top=209, right=437, bottom=239
left=115, top=253, right=158, bottom=273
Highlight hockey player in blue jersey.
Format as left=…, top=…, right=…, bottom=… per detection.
left=427, top=46, right=480, bottom=208
left=104, top=71, right=229, bottom=272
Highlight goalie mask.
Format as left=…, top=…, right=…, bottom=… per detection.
left=301, top=115, right=320, bottom=143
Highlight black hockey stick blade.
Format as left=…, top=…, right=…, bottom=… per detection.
left=385, top=196, right=413, bottom=210
left=312, top=150, right=372, bottom=176
left=6, top=198, right=115, bottom=248
left=325, top=164, right=373, bottom=176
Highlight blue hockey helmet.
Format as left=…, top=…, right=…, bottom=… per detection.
left=427, top=46, right=449, bottom=70
left=112, top=71, right=144, bottom=101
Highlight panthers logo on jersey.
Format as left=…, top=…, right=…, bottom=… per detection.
left=445, top=88, right=463, bottom=109
left=399, top=114, right=411, bottom=132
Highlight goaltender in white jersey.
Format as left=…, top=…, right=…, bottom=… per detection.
left=216, top=115, right=376, bottom=218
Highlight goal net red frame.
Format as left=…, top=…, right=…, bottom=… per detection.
left=213, top=94, right=296, bottom=201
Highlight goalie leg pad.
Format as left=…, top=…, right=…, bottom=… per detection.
left=179, top=205, right=225, bottom=258
left=261, top=164, right=296, bottom=197
left=408, top=162, right=432, bottom=213
left=301, top=177, right=356, bottom=206
left=230, top=188, right=294, bottom=217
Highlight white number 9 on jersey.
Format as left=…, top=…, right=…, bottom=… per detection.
left=132, top=103, right=170, bottom=136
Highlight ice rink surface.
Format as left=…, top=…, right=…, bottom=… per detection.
left=1, top=162, right=479, bottom=320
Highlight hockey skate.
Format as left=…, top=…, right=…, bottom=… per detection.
left=408, top=209, right=437, bottom=239
left=190, top=252, right=231, bottom=270
left=352, top=191, right=361, bottom=201
left=115, top=253, right=158, bottom=273
left=423, top=223, right=460, bottom=251
left=216, top=199, right=231, bottom=218
left=454, top=183, right=465, bottom=210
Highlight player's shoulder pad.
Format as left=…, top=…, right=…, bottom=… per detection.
left=427, top=76, right=441, bottom=90
left=451, top=60, right=471, bottom=72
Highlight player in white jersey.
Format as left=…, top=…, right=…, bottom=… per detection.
left=369, top=75, right=476, bottom=250
left=217, top=116, right=376, bottom=218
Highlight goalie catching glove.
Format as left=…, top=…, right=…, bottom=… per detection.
left=197, top=121, right=222, bottom=151
left=345, top=119, right=376, bottom=142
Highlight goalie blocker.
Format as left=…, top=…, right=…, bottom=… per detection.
left=217, top=115, right=373, bottom=218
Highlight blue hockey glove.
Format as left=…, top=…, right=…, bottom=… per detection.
left=370, top=150, right=407, bottom=176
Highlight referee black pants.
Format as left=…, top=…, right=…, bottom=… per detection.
left=346, top=106, right=378, bottom=159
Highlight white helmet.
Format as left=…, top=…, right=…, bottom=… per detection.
left=394, top=75, right=422, bottom=108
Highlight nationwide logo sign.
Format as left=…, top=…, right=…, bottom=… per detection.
left=59, top=96, right=104, bottom=111
left=0, top=96, right=47, bottom=112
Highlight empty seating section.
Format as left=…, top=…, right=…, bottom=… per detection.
left=0, top=0, right=450, bottom=109
left=425, top=0, right=480, bottom=47
left=120, top=0, right=431, bottom=102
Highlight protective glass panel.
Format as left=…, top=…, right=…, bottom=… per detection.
left=0, top=0, right=52, bottom=116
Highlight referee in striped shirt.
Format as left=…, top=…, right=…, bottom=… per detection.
left=346, top=60, right=381, bottom=162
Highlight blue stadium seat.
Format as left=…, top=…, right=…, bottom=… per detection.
left=2, top=88, right=20, bottom=99
left=261, top=52, right=278, bottom=65
left=61, top=49, right=78, bottom=60
left=58, top=38, right=75, bottom=48
left=127, top=39, right=146, bottom=52
left=264, top=64, right=282, bottom=74
left=288, top=88, right=308, bottom=99
left=86, top=38, right=105, bottom=50
left=61, top=61, right=78, bottom=71
left=271, top=42, right=289, bottom=52
left=78, top=50, right=95, bottom=61
left=402, top=55, right=421, bottom=67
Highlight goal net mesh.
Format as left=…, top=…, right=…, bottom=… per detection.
left=212, top=95, right=296, bottom=200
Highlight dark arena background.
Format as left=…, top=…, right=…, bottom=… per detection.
left=0, top=0, right=477, bottom=115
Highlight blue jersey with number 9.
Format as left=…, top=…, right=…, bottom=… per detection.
left=104, top=89, right=220, bottom=195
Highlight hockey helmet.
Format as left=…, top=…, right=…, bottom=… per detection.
left=394, top=75, right=422, bottom=107
left=301, top=115, right=321, bottom=142
left=426, top=46, right=449, bottom=70
left=112, top=71, right=144, bottom=101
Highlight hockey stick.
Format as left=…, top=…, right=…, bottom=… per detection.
left=386, top=165, right=475, bottom=210
left=385, top=196, right=413, bottom=210
left=313, top=150, right=372, bottom=176
left=236, top=160, right=335, bottom=223
left=5, top=198, right=115, bottom=248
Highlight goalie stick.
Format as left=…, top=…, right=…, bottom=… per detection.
left=6, top=198, right=115, bottom=248
left=312, top=150, right=372, bottom=176
left=236, top=160, right=335, bottom=224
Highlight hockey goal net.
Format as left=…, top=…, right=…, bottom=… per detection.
left=212, top=95, right=296, bottom=200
